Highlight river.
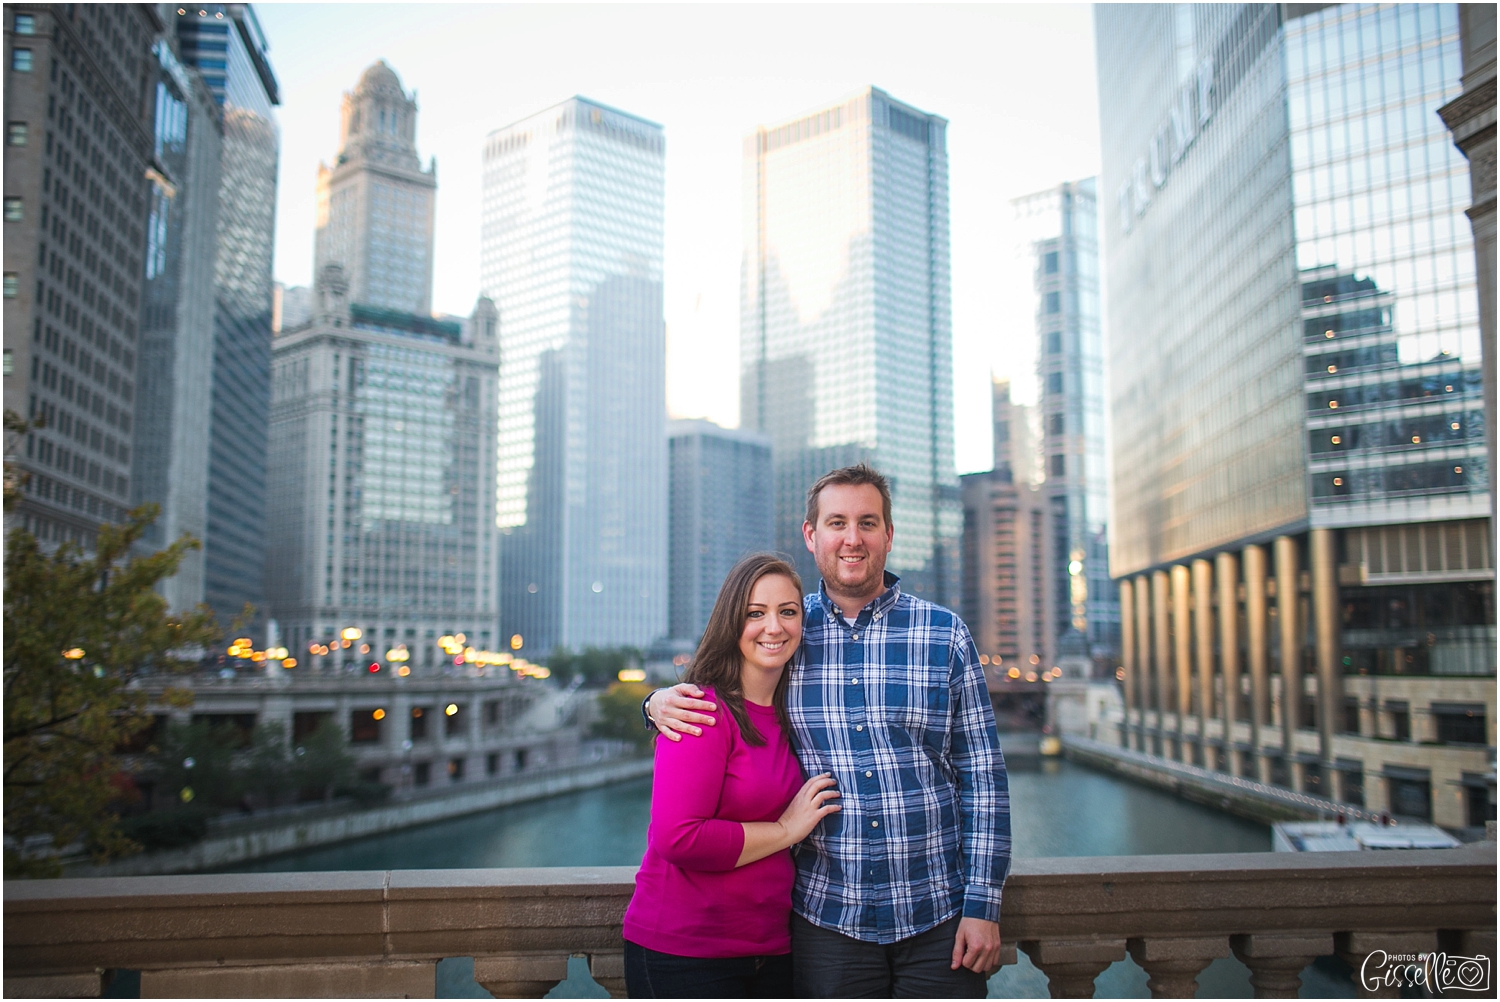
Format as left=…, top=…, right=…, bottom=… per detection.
left=220, top=756, right=1356, bottom=997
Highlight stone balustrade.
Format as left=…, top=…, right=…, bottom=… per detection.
left=4, top=844, right=1494, bottom=999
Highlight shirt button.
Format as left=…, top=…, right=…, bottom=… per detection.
left=855, top=725, right=864, bottom=732
left=871, top=820, right=879, bottom=828
left=874, top=613, right=881, bottom=620
left=865, top=770, right=873, bottom=777
left=851, top=632, right=860, bottom=640
left=851, top=678, right=859, bottom=685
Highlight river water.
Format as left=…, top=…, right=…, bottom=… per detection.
left=222, top=756, right=1357, bottom=997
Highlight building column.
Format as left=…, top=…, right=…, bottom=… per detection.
left=1151, top=570, right=1171, bottom=758
left=1170, top=565, right=1192, bottom=762
left=1310, top=528, right=1341, bottom=768
left=1243, top=544, right=1269, bottom=783
left=1216, top=551, right=1241, bottom=776
left=1119, top=578, right=1136, bottom=748
left=1135, top=575, right=1152, bottom=752
left=1192, top=558, right=1214, bottom=765
left=1274, top=535, right=1301, bottom=769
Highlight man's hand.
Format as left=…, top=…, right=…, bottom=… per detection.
left=647, top=683, right=719, bottom=742
left=951, top=917, right=1002, bottom=975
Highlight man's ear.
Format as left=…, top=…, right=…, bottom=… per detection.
left=803, top=520, right=816, bottom=553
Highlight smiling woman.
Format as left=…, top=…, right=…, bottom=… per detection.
left=620, top=553, right=840, bottom=998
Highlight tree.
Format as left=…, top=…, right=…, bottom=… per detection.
left=147, top=719, right=244, bottom=811
left=292, top=720, right=357, bottom=803
left=548, top=646, right=644, bottom=687
left=591, top=681, right=655, bottom=750
left=244, top=721, right=294, bottom=809
left=3, top=506, right=217, bottom=877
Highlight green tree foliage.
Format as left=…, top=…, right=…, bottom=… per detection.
left=147, top=720, right=245, bottom=811
left=292, top=720, right=357, bottom=803
left=547, top=646, right=644, bottom=687
left=591, top=681, right=655, bottom=750
left=244, top=721, right=295, bottom=809
left=3, top=506, right=218, bottom=877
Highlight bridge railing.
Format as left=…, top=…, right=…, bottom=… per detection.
left=4, top=844, right=1495, bottom=999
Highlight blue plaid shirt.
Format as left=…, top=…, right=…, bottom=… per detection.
left=787, top=572, right=1011, bottom=944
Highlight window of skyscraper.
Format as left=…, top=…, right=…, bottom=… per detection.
left=11, top=48, right=32, bottom=72
left=1044, top=251, right=1059, bottom=274
left=1045, top=291, right=1061, bottom=313
left=13, top=13, right=34, bottom=34
left=6, top=122, right=26, bottom=146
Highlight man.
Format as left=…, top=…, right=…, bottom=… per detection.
left=647, top=464, right=1010, bottom=998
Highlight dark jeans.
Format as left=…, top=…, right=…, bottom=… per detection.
left=623, top=939, right=793, bottom=998
left=791, top=913, right=989, bottom=998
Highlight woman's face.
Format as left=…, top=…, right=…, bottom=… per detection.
left=739, top=573, right=803, bottom=672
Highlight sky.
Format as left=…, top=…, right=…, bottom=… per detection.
left=256, top=2, right=1102, bottom=475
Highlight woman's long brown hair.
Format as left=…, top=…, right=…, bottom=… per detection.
left=683, top=553, right=802, bottom=746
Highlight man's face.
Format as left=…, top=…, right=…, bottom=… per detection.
left=803, top=483, right=893, bottom=601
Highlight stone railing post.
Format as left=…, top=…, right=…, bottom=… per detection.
left=472, top=953, right=570, bottom=998
left=588, top=951, right=627, bottom=998
left=1019, top=938, right=1127, bottom=998
left=1231, top=932, right=1332, bottom=998
left=1334, top=930, right=1438, bottom=999
left=1127, top=935, right=1229, bottom=998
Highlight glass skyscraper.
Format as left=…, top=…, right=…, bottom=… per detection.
left=741, top=87, right=958, bottom=604
left=667, top=420, right=774, bottom=643
left=481, top=98, right=667, bottom=654
left=176, top=5, right=280, bottom=635
left=1015, top=178, right=1118, bottom=663
left=1099, top=4, right=1492, bottom=830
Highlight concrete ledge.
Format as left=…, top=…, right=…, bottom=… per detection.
left=65, top=756, right=653, bottom=877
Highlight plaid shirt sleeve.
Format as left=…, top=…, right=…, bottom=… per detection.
left=948, top=619, right=1012, bottom=923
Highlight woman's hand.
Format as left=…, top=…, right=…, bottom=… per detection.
left=777, top=773, right=841, bottom=843
left=736, top=773, right=841, bottom=866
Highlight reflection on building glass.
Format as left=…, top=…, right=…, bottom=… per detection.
left=740, top=88, right=959, bottom=603
left=177, top=4, right=281, bottom=633
left=482, top=98, right=667, bottom=652
left=1015, top=179, right=1118, bottom=661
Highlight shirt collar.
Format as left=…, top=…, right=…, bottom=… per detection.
left=818, top=571, right=901, bottom=625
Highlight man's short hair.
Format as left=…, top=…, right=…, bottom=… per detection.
left=805, top=464, right=893, bottom=529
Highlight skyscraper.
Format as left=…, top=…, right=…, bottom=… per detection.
left=313, top=61, right=435, bottom=315
left=961, top=380, right=1052, bottom=671
left=1015, top=178, right=1118, bottom=664
left=132, top=30, right=222, bottom=612
left=481, top=98, right=667, bottom=654
left=667, top=419, right=774, bottom=642
left=740, top=87, right=958, bottom=604
left=4, top=5, right=156, bottom=547
left=1099, top=3, right=1492, bottom=829
left=264, top=275, right=500, bottom=669
left=175, top=4, right=280, bottom=633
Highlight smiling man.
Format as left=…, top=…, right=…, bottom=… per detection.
left=648, top=464, right=1011, bottom=998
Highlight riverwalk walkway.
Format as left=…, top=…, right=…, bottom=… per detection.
left=1063, top=734, right=1382, bottom=824
left=66, top=754, right=653, bottom=878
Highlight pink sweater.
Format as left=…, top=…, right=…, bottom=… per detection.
left=623, top=689, right=804, bottom=958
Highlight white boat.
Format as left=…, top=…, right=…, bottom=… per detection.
left=1272, top=820, right=1462, bottom=852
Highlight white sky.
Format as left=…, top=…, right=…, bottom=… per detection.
left=256, top=2, right=1101, bottom=474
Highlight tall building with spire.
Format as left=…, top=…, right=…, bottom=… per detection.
left=314, top=60, right=436, bottom=316
left=740, top=87, right=959, bottom=604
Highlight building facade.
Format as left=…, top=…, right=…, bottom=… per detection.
left=175, top=4, right=280, bottom=633
left=4, top=5, right=157, bottom=547
left=313, top=61, right=435, bottom=316
left=264, top=275, right=500, bottom=672
left=131, top=29, right=220, bottom=612
left=961, top=379, right=1053, bottom=673
left=1099, top=3, right=1493, bottom=829
left=481, top=97, right=667, bottom=654
left=667, top=419, right=774, bottom=643
left=1016, top=178, right=1118, bottom=663
left=740, top=87, right=959, bottom=604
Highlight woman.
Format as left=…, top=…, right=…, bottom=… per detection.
left=622, top=553, right=841, bottom=998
